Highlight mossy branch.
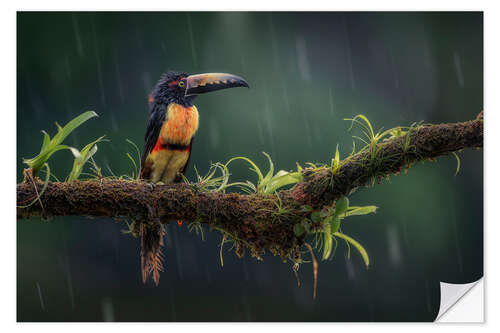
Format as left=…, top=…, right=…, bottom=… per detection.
left=288, top=112, right=483, bottom=207
left=17, top=112, right=483, bottom=260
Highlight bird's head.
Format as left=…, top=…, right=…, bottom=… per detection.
left=150, top=70, right=249, bottom=107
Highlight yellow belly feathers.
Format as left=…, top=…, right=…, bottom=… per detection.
left=145, top=103, right=199, bottom=184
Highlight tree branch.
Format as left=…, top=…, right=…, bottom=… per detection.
left=17, top=112, right=483, bottom=260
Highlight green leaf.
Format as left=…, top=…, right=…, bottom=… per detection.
left=51, top=111, right=98, bottom=147
left=344, top=205, right=378, bottom=217
left=322, top=224, right=333, bottom=260
left=311, top=211, right=321, bottom=223
left=126, top=139, right=142, bottom=175
left=334, top=196, right=349, bottom=217
left=41, top=131, right=51, bottom=152
left=333, top=231, right=370, bottom=268
left=67, top=136, right=105, bottom=181
left=345, top=114, right=375, bottom=141
left=330, top=216, right=341, bottom=233
left=452, top=152, right=461, bottom=176
left=126, top=152, right=137, bottom=177
left=69, top=147, right=82, bottom=161
left=24, top=144, right=72, bottom=173
left=301, top=205, right=313, bottom=212
left=320, top=208, right=330, bottom=218
left=262, top=152, right=274, bottom=185
left=294, top=224, right=305, bottom=237
left=225, top=156, right=264, bottom=187
left=23, top=111, right=98, bottom=175
left=263, top=170, right=301, bottom=194
left=334, top=144, right=340, bottom=164
left=332, top=144, right=340, bottom=174
left=301, top=219, right=311, bottom=233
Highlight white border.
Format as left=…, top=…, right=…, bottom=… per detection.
left=3, top=1, right=498, bottom=331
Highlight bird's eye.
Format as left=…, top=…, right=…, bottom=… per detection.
left=178, top=81, right=185, bottom=88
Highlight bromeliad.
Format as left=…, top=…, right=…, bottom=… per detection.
left=139, top=71, right=249, bottom=285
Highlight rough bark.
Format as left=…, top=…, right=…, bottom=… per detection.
left=17, top=113, right=483, bottom=260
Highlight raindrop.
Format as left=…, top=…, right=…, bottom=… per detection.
left=387, top=225, right=402, bottom=265
left=36, top=282, right=45, bottom=311
left=171, top=225, right=184, bottom=280
left=64, top=255, right=75, bottom=309
left=241, top=285, right=252, bottom=321
left=91, top=17, right=106, bottom=106
left=314, top=124, right=322, bottom=143
left=449, top=196, right=464, bottom=276
left=161, top=42, right=168, bottom=56
left=264, top=102, right=274, bottom=143
left=388, top=45, right=399, bottom=89
left=209, top=117, right=220, bottom=149
left=169, top=288, right=177, bottom=321
left=301, top=113, right=313, bottom=148
left=71, top=14, right=84, bottom=58
left=345, top=255, right=355, bottom=280
left=101, top=298, right=115, bottom=321
left=342, top=15, right=356, bottom=91
left=262, top=84, right=276, bottom=157
left=24, top=74, right=45, bottom=120
left=281, top=84, right=291, bottom=114
left=114, top=62, right=125, bottom=104
left=183, top=240, right=200, bottom=276
left=64, top=56, right=72, bottom=80
left=110, top=113, right=119, bottom=133
left=256, top=120, right=264, bottom=145
left=165, top=224, right=173, bottom=248
left=328, top=85, right=334, bottom=114
left=454, top=52, right=465, bottom=88
left=295, top=36, right=312, bottom=82
left=186, top=13, right=198, bottom=68
left=142, top=71, right=153, bottom=97
left=242, top=259, right=249, bottom=282
left=267, top=16, right=291, bottom=115
left=401, top=218, right=410, bottom=247
left=292, top=277, right=314, bottom=307
left=268, top=13, right=280, bottom=68
left=204, top=263, right=212, bottom=284
left=254, top=264, right=270, bottom=286
left=58, top=254, right=75, bottom=309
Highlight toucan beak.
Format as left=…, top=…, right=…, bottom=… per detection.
left=185, top=73, right=249, bottom=96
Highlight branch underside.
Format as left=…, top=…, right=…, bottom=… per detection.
left=17, top=113, right=483, bottom=260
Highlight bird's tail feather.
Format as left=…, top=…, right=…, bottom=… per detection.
left=140, top=222, right=165, bottom=286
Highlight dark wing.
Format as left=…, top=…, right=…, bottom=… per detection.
left=140, top=103, right=166, bottom=180
left=174, top=137, right=194, bottom=183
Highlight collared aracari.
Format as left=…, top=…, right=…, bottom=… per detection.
left=138, top=71, right=249, bottom=285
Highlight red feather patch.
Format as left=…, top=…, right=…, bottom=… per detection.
left=152, top=139, right=166, bottom=152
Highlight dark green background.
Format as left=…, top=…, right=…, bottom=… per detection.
left=17, top=12, right=483, bottom=321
